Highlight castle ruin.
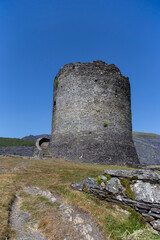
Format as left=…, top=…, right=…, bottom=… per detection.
left=48, top=60, right=139, bottom=166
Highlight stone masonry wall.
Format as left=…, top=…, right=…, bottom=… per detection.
left=49, top=60, right=139, bottom=166
left=71, top=169, right=160, bottom=232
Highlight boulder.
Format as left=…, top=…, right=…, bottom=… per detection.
left=105, top=177, right=126, bottom=195
left=131, top=181, right=160, bottom=203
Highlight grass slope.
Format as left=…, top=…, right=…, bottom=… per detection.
left=0, top=157, right=159, bottom=240
left=0, top=137, right=35, bottom=147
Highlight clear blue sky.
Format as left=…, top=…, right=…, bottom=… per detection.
left=0, top=0, right=159, bottom=138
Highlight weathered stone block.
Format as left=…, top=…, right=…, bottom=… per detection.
left=104, top=169, right=160, bottom=182
left=105, top=177, right=126, bottom=195
left=131, top=181, right=160, bottom=203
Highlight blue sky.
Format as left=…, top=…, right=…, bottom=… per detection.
left=0, top=0, right=159, bottom=138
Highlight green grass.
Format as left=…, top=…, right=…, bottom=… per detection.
left=104, top=212, right=144, bottom=239
left=0, top=137, right=35, bottom=147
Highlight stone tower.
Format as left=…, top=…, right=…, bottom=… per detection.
left=49, top=61, right=139, bottom=166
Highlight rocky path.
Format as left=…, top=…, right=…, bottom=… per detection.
left=9, top=187, right=105, bottom=240
left=9, top=194, right=47, bottom=240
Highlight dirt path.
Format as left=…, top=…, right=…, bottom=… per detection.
left=9, top=187, right=105, bottom=240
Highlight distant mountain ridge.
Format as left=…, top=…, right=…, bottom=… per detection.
left=22, top=134, right=51, bottom=141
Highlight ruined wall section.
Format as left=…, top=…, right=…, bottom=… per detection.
left=49, top=61, right=139, bottom=166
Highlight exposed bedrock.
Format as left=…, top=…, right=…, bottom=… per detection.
left=49, top=60, right=139, bottom=166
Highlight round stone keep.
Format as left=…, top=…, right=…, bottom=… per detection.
left=49, top=61, right=139, bottom=166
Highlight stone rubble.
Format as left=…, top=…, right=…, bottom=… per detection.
left=71, top=169, right=160, bottom=232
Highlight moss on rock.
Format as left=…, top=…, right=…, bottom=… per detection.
left=120, top=178, right=135, bottom=200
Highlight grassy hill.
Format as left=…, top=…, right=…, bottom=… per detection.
left=133, top=132, right=160, bottom=139
left=0, top=156, right=159, bottom=240
left=0, top=137, right=35, bottom=147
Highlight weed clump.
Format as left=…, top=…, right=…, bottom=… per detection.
left=97, top=174, right=111, bottom=185
left=105, top=174, right=111, bottom=181
left=96, top=176, right=102, bottom=185
left=120, top=178, right=135, bottom=200
left=104, top=122, right=108, bottom=127
left=54, top=78, right=59, bottom=88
